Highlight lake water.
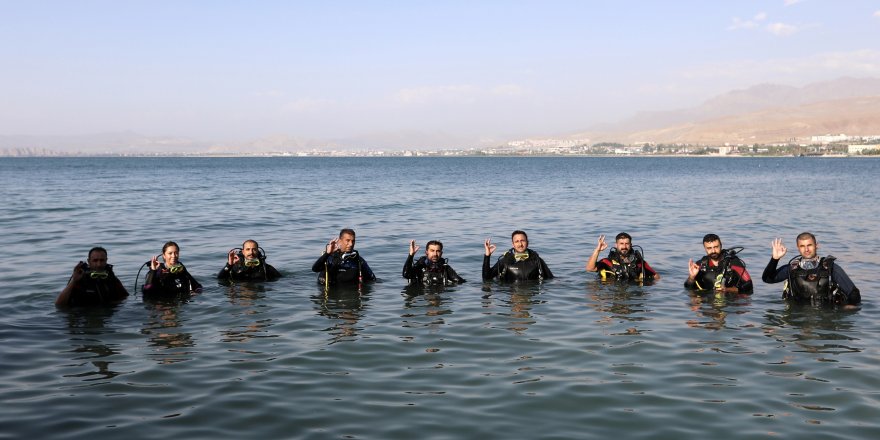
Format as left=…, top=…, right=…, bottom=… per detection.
left=1, top=156, right=878, bottom=439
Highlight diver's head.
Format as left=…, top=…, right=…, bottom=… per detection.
left=162, top=241, right=180, bottom=266
left=87, top=247, right=108, bottom=271
left=242, top=239, right=260, bottom=260
left=796, top=232, right=818, bottom=260
left=615, top=232, right=632, bottom=257
left=338, top=228, right=356, bottom=253
left=425, top=240, right=443, bottom=263
left=702, top=233, right=722, bottom=261
left=511, top=230, right=528, bottom=253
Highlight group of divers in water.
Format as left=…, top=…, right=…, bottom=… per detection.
left=56, top=228, right=861, bottom=309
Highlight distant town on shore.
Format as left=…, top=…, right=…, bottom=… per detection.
left=2, top=133, right=879, bottom=158
left=5, top=77, right=880, bottom=158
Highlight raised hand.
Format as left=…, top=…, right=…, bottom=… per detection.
left=770, top=238, right=787, bottom=260
left=484, top=238, right=497, bottom=256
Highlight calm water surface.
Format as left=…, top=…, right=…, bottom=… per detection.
left=1, top=157, right=879, bottom=439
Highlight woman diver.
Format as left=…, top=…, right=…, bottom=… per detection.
left=142, top=241, right=202, bottom=298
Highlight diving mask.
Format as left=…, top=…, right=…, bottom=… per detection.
left=88, top=271, right=109, bottom=279
left=799, top=258, right=819, bottom=270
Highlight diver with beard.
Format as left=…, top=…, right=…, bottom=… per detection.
left=56, top=246, right=129, bottom=307
left=586, top=232, right=659, bottom=282
left=403, top=240, right=465, bottom=286
left=482, top=230, right=554, bottom=282
left=312, top=228, right=377, bottom=287
left=685, top=233, right=752, bottom=294
left=762, top=232, right=860, bottom=306
left=218, top=239, right=281, bottom=282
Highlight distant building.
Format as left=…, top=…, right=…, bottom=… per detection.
left=811, top=134, right=849, bottom=144
left=848, top=144, right=880, bottom=154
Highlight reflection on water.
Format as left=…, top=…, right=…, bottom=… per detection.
left=62, top=307, right=123, bottom=381
left=480, top=281, right=547, bottom=334
left=311, top=284, right=371, bottom=344
left=140, top=297, right=196, bottom=364
left=586, top=281, right=653, bottom=336
left=400, top=289, right=452, bottom=331
left=221, top=283, right=278, bottom=344
left=762, top=305, right=861, bottom=356
left=686, top=292, right=753, bottom=331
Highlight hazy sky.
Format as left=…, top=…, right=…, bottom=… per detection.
left=2, top=1, right=879, bottom=146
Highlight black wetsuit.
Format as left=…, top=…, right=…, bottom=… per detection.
left=595, top=249, right=657, bottom=282
left=403, top=254, right=466, bottom=286
left=143, top=263, right=202, bottom=297
left=63, top=266, right=129, bottom=306
left=217, top=259, right=282, bottom=282
left=762, top=255, right=860, bottom=305
left=312, top=250, right=377, bottom=286
left=482, top=248, right=554, bottom=282
left=684, top=251, right=753, bottom=294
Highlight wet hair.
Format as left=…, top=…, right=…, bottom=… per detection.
left=162, top=241, right=179, bottom=254
left=702, top=233, right=721, bottom=244
left=88, top=246, right=107, bottom=260
left=511, top=230, right=528, bottom=241
left=242, top=239, right=259, bottom=248
left=426, top=240, right=443, bottom=251
left=615, top=232, right=632, bottom=242
left=796, top=232, right=817, bottom=244
left=339, top=228, right=356, bottom=239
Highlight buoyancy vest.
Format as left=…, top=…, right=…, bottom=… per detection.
left=145, top=263, right=194, bottom=296
left=600, top=248, right=647, bottom=282
left=497, top=249, right=544, bottom=281
left=417, top=256, right=450, bottom=286
left=784, top=255, right=838, bottom=304
left=320, top=250, right=363, bottom=285
left=70, top=264, right=123, bottom=306
left=693, top=250, right=744, bottom=290
left=228, top=252, right=270, bottom=281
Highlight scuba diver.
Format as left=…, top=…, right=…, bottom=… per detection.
left=312, top=228, right=377, bottom=288
left=762, top=232, right=860, bottom=306
left=403, top=239, right=466, bottom=286
left=586, top=232, right=659, bottom=282
left=685, top=233, right=753, bottom=294
left=217, top=239, right=281, bottom=282
left=56, top=246, right=129, bottom=307
left=142, top=241, right=202, bottom=298
left=482, top=230, right=554, bottom=282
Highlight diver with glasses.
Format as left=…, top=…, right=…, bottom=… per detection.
left=56, top=246, right=129, bottom=307
left=142, top=241, right=202, bottom=297
left=218, top=239, right=281, bottom=282
left=312, top=228, right=377, bottom=288
left=761, top=232, right=860, bottom=306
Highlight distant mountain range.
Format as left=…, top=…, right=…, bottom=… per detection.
left=579, top=77, right=880, bottom=144
left=2, top=77, right=879, bottom=156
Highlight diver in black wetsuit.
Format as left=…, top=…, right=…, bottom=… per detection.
left=585, top=232, right=659, bottom=282
left=56, top=246, right=129, bottom=307
left=142, top=241, right=202, bottom=298
left=403, top=239, right=465, bottom=286
left=482, top=230, right=554, bottom=282
left=685, top=233, right=753, bottom=294
left=762, top=232, right=860, bottom=306
left=218, top=239, right=282, bottom=282
left=312, top=228, right=377, bottom=287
